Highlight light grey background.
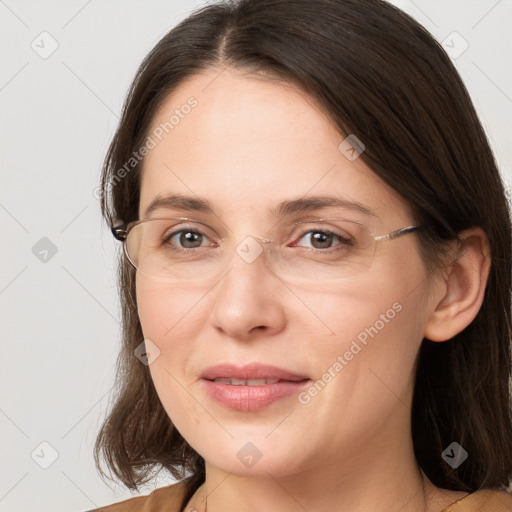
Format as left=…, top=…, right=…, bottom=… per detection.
left=1, top=1, right=511, bottom=511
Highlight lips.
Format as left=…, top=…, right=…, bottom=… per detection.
left=200, top=363, right=309, bottom=382
left=200, top=363, right=311, bottom=412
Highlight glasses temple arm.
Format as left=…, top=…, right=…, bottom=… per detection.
left=374, top=225, right=422, bottom=241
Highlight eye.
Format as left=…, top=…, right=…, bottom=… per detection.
left=294, top=229, right=354, bottom=250
left=163, top=228, right=214, bottom=250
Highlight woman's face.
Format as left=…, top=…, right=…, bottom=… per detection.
left=136, top=67, right=433, bottom=478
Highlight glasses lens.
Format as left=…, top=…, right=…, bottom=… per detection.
left=267, top=219, right=376, bottom=283
left=125, top=218, right=224, bottom=281
left=124, top=217, right=377, bottom=283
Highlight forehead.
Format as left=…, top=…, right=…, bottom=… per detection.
left=138, top=68, right=411, bottom=227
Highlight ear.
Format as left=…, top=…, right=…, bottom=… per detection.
left=423, top=227, right=491, bottom=342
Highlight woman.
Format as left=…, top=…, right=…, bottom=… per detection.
left=90, top=0, right=512, bottom=510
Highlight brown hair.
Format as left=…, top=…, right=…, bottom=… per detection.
left=94, top=0, right=512, bottom=508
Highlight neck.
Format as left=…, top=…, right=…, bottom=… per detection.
left=186, top=417, right=449, bottom=512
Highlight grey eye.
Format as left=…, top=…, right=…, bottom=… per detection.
left=295, top=230, right=352, bottom=250
left=165, top=229, right=210, bottom=249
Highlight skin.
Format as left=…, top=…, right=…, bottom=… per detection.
left=135, top=67, right=490, bottom=512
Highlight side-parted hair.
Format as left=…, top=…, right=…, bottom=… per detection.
left=95, top=0, right=512, bottom=508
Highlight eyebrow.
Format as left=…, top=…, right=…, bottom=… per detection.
left=143, top=193, right=376, bottom=219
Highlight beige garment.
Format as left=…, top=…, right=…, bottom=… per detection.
left=87, top=480, right=187, bottom=512
left=442, top=488, right=512, bottom=511
left=88, top=480, right=512, bottom=512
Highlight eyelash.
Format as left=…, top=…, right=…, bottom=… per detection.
left=162, top=226, right=354, bottom=253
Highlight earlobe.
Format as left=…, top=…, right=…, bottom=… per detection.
left=423, top=227, right=491, bottom=342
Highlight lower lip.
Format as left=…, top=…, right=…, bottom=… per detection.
left=201, top=379, right=311, bottom=412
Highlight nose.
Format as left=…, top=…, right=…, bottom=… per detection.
left=210, top=235, right=287, bottom=340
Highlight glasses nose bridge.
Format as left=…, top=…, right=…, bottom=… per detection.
left=228, top=231, right=276, bottom=270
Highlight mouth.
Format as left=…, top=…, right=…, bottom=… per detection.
left=200, top=362, right=309, bottom=382
left=200, top=363, right=311, bottom=412
left=209, top=378, right=298, bottom=385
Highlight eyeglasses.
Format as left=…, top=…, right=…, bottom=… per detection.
left=111, top=216, right=422, bottom=284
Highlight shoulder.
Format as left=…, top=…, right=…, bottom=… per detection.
left=442, top=488, right=512, bottom=511
left=84, top=479, right=188, bottom=512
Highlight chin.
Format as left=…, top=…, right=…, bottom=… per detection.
left=197, top=437, right=305, bottom=477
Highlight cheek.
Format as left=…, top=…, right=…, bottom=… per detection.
left=302, top=256, right=428, bottom=403
left=315, top=290, right=419, bottom=378
left=135, top=277, right=209, bottom=434
left=303, top=293, right=424, bottom=445
left=136, top=276, right=207, bottom=344
left=349, top=262, right=428, bottom=399
left=135, top=277, right=207, bottom=396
